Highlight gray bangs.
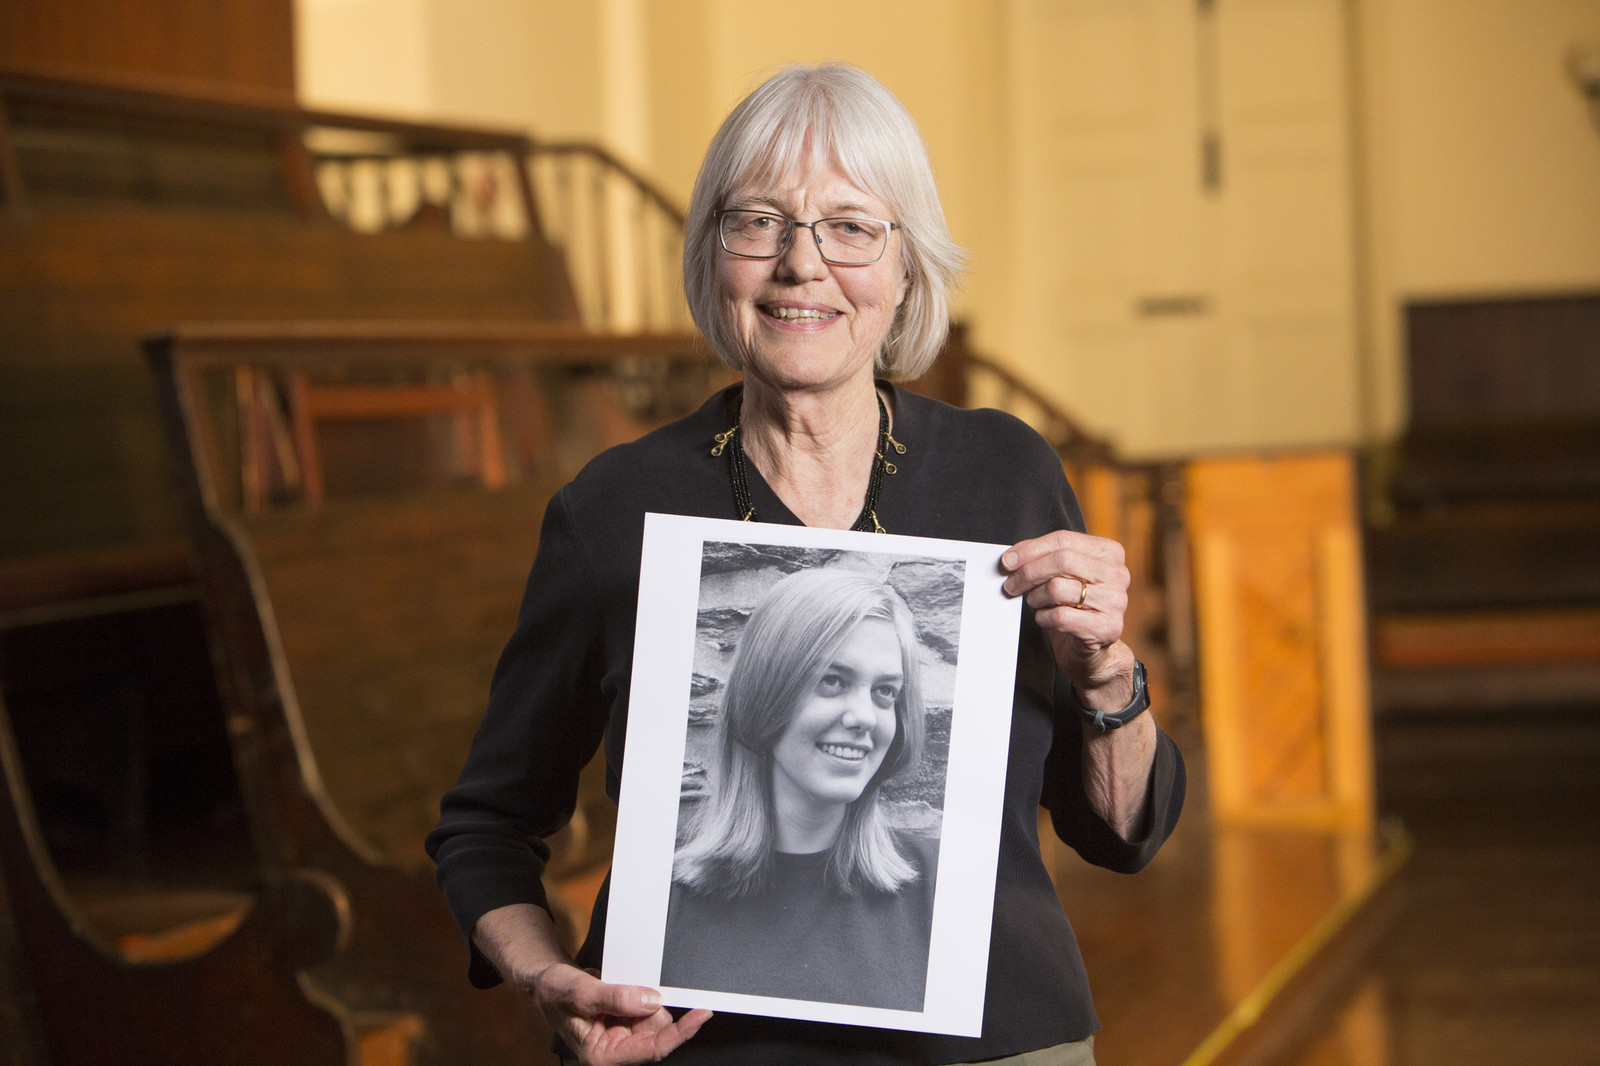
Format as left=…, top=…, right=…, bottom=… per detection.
left=721, top=86, right=905, bottom=224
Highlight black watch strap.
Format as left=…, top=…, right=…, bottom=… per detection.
left=1068, top=660, right=1149, bottom=731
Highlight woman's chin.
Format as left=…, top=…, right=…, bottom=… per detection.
left=805, top=768, right=881, bottom=808
left=781, top=777, right=869, bottom=814
left=740, top=344, right=877, bottom=396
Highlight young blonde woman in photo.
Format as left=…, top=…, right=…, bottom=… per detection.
left=662, top=568, right=938, bottom=1011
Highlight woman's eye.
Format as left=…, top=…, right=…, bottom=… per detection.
left=816, top=673, right=847, bottom=695
left=839, top=220, right=865, bottom=235
left=872, top=684, right=900, bottom=707
left=749, top=214, right=780, bottom=230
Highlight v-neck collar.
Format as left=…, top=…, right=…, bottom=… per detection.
left=721, top=381, right=907, bottom=530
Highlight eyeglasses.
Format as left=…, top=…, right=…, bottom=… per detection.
left=714, top=209, right=900, bottom=266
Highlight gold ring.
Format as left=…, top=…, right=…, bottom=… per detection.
left=1076, top=582, right=1090, bottom=609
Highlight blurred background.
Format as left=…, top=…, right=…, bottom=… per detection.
left=287, top=0, right=1600, bottom=461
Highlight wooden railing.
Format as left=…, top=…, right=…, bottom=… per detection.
left=527, top=142, right=692, bottom=332
left=0, top=65, right=538, bottom=223
left=2, top=65, right=690, bottom=335
left=933, top=338, right=1117, bottom=468
left=305, top=135, right=691, bottom=332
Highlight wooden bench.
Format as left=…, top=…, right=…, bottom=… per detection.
left=145, top=322, right=720, bottom=1065
left=0, top=691, right=414, bottom=1066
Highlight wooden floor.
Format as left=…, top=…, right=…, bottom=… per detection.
left=37, top=708, right=1599, bottom=1065
left=1061, top=710, right=1600, bottom=1066
left=1042, top=717, right=1404, bottom=1066
left=1244, top=708, right=1600, bottom=1066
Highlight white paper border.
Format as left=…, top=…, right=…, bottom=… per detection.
left=603, top=514, right=1021, bottom=1036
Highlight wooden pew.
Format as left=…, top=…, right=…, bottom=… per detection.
left=146, top=323, right=720, bottom=1066
left=0, top=691, right=397, bottom=1066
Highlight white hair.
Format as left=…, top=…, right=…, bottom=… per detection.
left=683, top=63, right=967, bottom=381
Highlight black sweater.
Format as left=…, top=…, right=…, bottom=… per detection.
left=661, top=832, right=941, bottom=1013
left=426, top=384, right=1186, bottom=1064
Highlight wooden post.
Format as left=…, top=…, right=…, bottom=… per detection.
left=1185, top=451, right=1375, bottom=830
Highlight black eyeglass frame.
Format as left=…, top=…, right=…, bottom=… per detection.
left=712, top=208, right=902, bottom=266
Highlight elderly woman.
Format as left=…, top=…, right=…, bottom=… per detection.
left=427, top=62, right=1185, bottom=1066
left=662, top=568, right=938, bottom=1011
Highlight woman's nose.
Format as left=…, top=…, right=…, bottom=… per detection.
left=776, top=222, right=828, bottom=281
left=837, top=692, right=872, bottom=729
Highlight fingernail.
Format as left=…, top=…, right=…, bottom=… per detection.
left=640, top=989, right=662, bottom=1011
left=1002, top=551, right=1018, bottom=570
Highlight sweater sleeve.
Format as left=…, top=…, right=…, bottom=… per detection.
left=425, top=487, right=612, bottom=987
left=1032, top=441, right=1187, bottom=873
left=1041, top=703, right=1186, bottom=873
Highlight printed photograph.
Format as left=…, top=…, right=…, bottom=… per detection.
left=605, top=513, right=1020, bottom=1036
left=660, top=542, right=965, bottom=1011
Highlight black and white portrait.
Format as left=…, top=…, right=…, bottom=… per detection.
left=659, top=543, right=963, bottom=1011
left=605, top=514, right=1021, bottom=1035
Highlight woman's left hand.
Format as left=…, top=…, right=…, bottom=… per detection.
left=1004, top=530, right=1154, bottom=839
left=1001, top=530, right=1133, bottom=693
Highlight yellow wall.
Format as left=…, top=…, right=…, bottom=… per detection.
left=295, top=0, right=1600, bottom=454
left=295, top=0, right=437, bottom=117
left=1357, top=0, right=1600, bottom=435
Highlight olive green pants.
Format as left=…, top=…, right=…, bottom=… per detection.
left=948, top=1035, right=1095, bottom=1066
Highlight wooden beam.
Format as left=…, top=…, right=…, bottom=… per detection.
left=1375, top=608, right=1600, bottom=668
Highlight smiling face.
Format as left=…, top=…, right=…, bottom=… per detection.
left=715, top=162, right=909, bottom=394
left=769, top=618, right=904, bottom=821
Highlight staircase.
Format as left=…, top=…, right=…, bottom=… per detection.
left=1365, top=295, right=1600, bottom=714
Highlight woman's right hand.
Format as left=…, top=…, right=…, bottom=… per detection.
left=530, top=962, right=712, bottom=1065
left=474, top=903, right=710, bottom=1065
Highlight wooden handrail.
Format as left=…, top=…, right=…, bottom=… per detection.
left=531, top=141, right=687, bottom=228
left=0, top=61, right=545, bottom=235
left=964, top=351, right=1119, bottom=465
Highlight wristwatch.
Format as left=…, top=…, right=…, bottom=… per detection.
left=1068, top=660, right=1149, bottom=732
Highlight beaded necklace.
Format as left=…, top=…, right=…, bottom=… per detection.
left=711, top=389, right=905, bottom=533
